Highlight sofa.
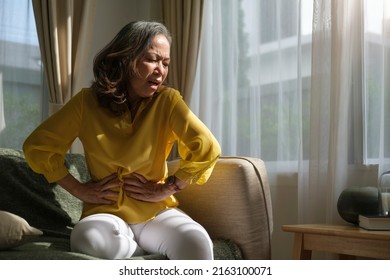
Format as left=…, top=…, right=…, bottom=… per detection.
left=0, top=148, right=273, bottom=260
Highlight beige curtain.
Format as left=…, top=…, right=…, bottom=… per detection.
left=32, top=0, right=96, bottom=115
left=162, top=0, right=203, bottom=103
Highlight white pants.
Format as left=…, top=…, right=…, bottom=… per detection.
left=70, top=208, right=214, bottom=260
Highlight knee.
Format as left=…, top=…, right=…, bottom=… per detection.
left=70, top=214, right=137, bottom=259
left=171, top=226, right=214, bottom=260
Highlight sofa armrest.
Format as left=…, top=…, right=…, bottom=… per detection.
left=168, top=156, right=273, bottom=260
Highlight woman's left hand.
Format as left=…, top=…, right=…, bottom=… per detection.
left=122, top=173, right=176, bottom=202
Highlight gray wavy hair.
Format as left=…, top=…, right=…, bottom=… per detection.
left=92, top=21, right=172, bottom=115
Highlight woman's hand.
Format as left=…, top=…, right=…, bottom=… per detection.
left=57, top=173, right=120, bottom=205
left=122, top=173, right=176, bottom=202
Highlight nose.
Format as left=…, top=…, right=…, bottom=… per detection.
left=154, top=61, right=166, bottom=75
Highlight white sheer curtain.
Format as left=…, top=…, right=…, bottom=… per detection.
left=192, top=0, right=312, bottom=207
left=300, top=0, right=390, bottom=223
left=192, top=0, right=387, bottom=226
left=365, top=0, right=390, bottom=176
left=300, top=0, right=374, bottom=224
left=0, top=0, right=44, bottom=148
left=193, top=0, right=310, bottom=162
left=0, top=73, right=4, bottom=133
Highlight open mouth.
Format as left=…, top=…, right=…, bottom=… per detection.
left=148, top=80, right=160, bottom=90
left=149, top=81, right=159, bottom=86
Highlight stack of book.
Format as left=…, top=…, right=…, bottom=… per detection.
left=359, top=214, right=390, bottom=230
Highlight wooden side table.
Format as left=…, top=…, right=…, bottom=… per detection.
left=282, top=224, right=390, bottom=259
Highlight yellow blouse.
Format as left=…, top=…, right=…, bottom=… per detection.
left=23, top=86, right=221, bottom=224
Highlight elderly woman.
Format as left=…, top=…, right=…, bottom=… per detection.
left=23, top=21, right=221, bottom=260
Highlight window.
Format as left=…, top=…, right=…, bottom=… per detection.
left=364, top=0, right=390, bottom=162
left=240, top=0, right=313, bottom=161
left=194, top=0, right=390, bottom=167
left=0, top=0, right=46, bottom=149
left=191, top=0, right=313, bottom=162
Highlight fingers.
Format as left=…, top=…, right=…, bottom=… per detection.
left=121, top=174, right=147, bottom=190
left=86, top=172, right=169, bottom=203
left=101, top=189, right=120, bottom=199
left=96, top=173, right=145, bottom=202
left=80, top=174, right=121, bottom=204
left=93, top=196, right=116, bottom=205
left=121, top=175, right=173, bottom=202
left=100, top=180, right=121, bottom=191
left=98, top=180, right=120, bottom=203
left=126, top=192, right=150, bottom=202
left=95, top=173, right=122, bottom=191
left=121, top=175, right=151, bottom=199
left=98, top=173, right=118, bottom=186
left=131, top=172, right=148, bottom=183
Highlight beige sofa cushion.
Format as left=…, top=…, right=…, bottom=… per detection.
left=0, top=211, right=43, bottom=250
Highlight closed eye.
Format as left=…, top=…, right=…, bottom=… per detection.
left=144, top=53, right=170, bottom=67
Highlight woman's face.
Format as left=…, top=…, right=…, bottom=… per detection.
left=127, top=34, right=171, bottom=101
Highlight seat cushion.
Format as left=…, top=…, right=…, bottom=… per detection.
left=0, top=237, right=242, bottom=260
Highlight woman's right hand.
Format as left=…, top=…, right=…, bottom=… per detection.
left=57, top=173, right=120, bottom=205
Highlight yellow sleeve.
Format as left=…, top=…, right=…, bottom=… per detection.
left=23, top=91, right=84, bottom=183
left=169, top=94, right=221, bottom=185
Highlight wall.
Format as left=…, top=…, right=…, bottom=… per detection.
left=268, top=171, right=298, bottom=259
left=76, top=0, right=163, bottom=91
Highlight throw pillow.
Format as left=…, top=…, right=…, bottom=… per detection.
left=0, top=211, right=43, bottom=250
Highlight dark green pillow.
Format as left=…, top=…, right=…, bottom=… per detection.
left=0, top=148, right=90, bottom=236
